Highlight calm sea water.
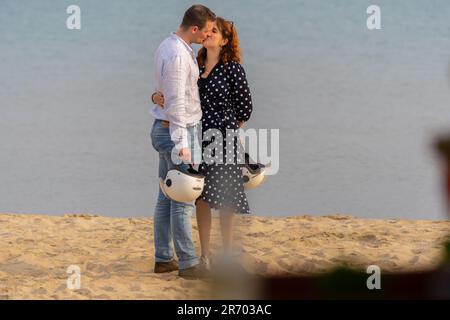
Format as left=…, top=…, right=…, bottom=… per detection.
left=1, top=0, right=450, bottom=219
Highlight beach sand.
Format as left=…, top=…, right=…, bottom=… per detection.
left=0, top=213, right=449, bottom=299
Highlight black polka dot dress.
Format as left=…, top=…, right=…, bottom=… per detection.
left=197, top=60, right=253, bottom=214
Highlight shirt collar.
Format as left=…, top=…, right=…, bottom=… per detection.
left=170, top=32, right=195, bottom=56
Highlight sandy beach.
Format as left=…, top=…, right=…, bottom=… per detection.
left=0, top=212, right=449, bottom=299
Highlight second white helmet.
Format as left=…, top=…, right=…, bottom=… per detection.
left=242, top=153, right=269, bottom=190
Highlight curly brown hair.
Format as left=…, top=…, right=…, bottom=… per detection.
left=197, top=17, right=241, bottom=67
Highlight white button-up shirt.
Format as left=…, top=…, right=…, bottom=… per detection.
left=150, top=32, right=202, bottom=150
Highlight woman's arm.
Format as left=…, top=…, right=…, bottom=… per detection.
left=228, top=61, right=253, bottom=123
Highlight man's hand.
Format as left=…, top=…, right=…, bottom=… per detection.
left=151, top=91, right=165, bottom=108
left=179, top=147, right=191, bottom=163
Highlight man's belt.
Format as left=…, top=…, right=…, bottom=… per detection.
left=159, top=119, right=198, bottom=128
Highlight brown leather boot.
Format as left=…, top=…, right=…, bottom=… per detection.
left=154, top=260, right=179, bottom=273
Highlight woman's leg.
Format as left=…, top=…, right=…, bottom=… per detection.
left=219, top=208, right=234, bottom=255
left=195, top=198, right=212, bottom=257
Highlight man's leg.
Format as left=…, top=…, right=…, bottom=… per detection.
left=168, top=122, right=204, bottom=269
left=153, top=152, right=175, bottom=263
left=170, top=199, right=198, bottom=269
left=154, top=121, right=200, bottom=270
left=159, top=150, right=199, bottom=270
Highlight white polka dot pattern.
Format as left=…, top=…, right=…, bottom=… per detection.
left=196, top=60, right=253, bottom=214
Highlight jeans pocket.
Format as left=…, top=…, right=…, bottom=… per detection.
left=151, top=122, right=174, bottom=154
left=150, top=123, right=159, bottom=152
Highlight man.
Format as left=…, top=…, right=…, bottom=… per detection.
left=149, top=5, right=215, bottom=278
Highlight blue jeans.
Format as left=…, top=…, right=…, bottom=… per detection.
left=150, top=119, right=201, bottom=269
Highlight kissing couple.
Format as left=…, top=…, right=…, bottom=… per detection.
left=149, top=4, right=253, bottom=279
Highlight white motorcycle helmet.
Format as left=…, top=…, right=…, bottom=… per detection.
left=242, top=153, right=269, bottom=190
left=159, top=165, right=205, bottom=202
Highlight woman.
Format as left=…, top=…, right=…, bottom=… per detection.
left=151, top=17, right=253, bottom=269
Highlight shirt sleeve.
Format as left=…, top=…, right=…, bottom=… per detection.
left=227, top=61, right=253, bottom=122
left=161, top=55, right=189, bottom=150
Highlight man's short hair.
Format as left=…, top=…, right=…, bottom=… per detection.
left=180, top=4, right=216, bottom=30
